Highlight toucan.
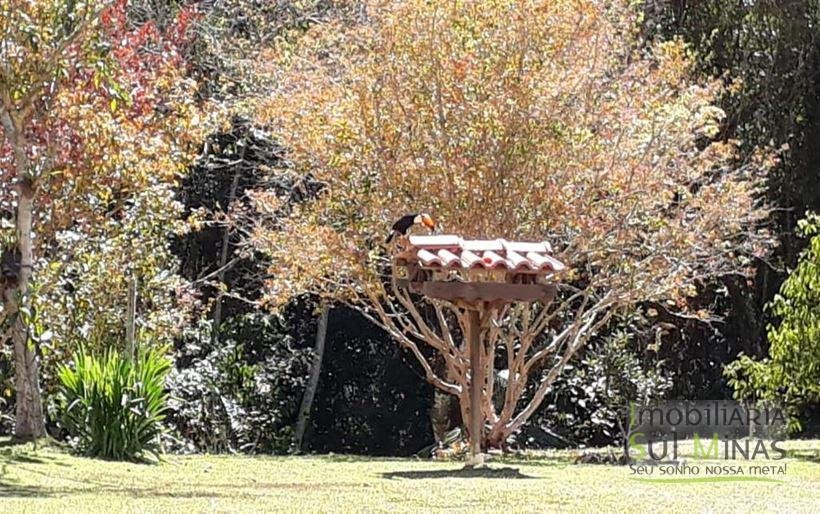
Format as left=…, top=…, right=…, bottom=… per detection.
left=386, top=213, right=435, bottom=243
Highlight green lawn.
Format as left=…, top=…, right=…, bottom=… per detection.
left=1, top=439, right=818, bottom=513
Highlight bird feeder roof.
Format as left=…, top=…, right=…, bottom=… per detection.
left=398, top=235, right=565, bottom=273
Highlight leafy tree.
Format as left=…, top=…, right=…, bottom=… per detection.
left=726, top=213, right=820, bottom=431
left=34, top=184, right=190, bottom=408
left=187, top=0, right=357, bottom=104
left=0, top=0, right=203, bottom=438
left=0, top=0, right=108, bottom=439
left=253, top=0, right=770, bottom=447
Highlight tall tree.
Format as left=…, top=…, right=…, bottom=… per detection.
left=0, top=0, right=107, bottom=439
left=0, top=0, right=202, bottom=438
left=253, top=0, right=772, bottom=446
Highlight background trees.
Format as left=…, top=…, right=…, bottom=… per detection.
left=0, top=0, right=816, bottom=454
left=726, top=213, right=820, bottom=432
left=645, top=0, right=820, bottom=406
left=637, top=0, right=820, bottom=433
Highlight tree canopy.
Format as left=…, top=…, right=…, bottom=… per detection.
left=256, top=0, right=770, bottom=306
left=252, top=0, right=774, bottom=446
left=0, top=0, right=205, bottom=437
left=726, top=213, right=820, bottom=431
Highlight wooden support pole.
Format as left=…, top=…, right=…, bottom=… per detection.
left=125, top=276, right=137, bottom=362
left=466, top=308, right=484, bottom=467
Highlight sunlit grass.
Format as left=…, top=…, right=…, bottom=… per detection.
left=0, top=438, right=818, bottom=513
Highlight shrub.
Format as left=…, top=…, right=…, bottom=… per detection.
left=57, top=347, right=171, bottom=461
left=0, top=347, right=13, bottom=436
left=166, top=313, right=312, bottom=454
left=522, top=315, right=673, bottom=448
left=726, top=213, right=820, bottom=433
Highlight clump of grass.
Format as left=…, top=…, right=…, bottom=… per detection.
left=57, top=347, right=170, bottom=461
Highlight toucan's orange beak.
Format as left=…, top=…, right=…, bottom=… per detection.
left=421, top=215, right=435, bottom=230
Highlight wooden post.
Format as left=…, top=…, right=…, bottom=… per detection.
left=466, top=308, right=484, bottom=467
left=125, top=276, right=137, bottom=362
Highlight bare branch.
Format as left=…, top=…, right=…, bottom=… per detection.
left=507, top=306, right=616, bottom=434
left=359, top=288, right=462, bottom=395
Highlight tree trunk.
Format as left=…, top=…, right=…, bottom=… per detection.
left=211, top=168, right=243, bottom=342
left=292, top=303, right=329, bottom=453
left=0, top=109, right=46, bottom=440
left=6, top=182, right=46, bottom=440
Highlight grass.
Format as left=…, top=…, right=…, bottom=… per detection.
left=0, top=438, right=818, bottom=513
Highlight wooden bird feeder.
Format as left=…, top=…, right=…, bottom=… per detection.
left=391, top=235, right=565, bottom=465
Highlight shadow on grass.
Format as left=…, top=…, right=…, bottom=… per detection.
left=496, top=456, right=575, bottom=468
left=0, top=450, right=69, bottom=467
left=1, top=457, right=355, bottom=499
left=381, top=466, right=536, bottom=479
left=0, top=482, right=53, bottom=497
left=0, top=481, right=253, bottom=499
left=0, top=478, right=353, bottom=499
left=1, top=452, right=51, bottom=465
left=785, top=449, right=820, bottom=463
left=0, top=461, right=52, bottom=498
left=313, top=454, right=412, bottom=464
left=0, top=436, right=65, bottom=449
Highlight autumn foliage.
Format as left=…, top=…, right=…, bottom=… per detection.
left=1, top=0, right=202, bottom=238
left=0, top=0, right=206, bottom=438
left=254, top=0, right=772, bottom=447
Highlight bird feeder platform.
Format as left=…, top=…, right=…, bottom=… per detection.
left=392, top=235, right=565, bottom=307
left=390, top=234, right=565, bottom=466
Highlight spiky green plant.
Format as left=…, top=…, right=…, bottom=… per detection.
left=57, top=347, right=171, bottom=461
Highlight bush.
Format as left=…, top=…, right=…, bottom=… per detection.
left=726, top=213, right=820, bottom=433
left=522, top=315, right=672, bottom=448
left=166, top=313, right=312, bottom=454
left=0, top=347, right=13, bottom=436
left=57, top=347, right=171, bottom=461
left=166, top=304, right=434, bottom=456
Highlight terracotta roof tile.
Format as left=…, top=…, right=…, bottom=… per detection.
left=405, top=235, right=565, bottom=273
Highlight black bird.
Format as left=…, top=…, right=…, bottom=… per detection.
left=386, top=213, right=435, bottom=243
